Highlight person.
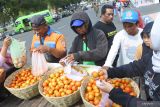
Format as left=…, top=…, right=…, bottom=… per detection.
left=61, top=11, right=108, bottom=66
left=0, top=37, right=17, bottom=102
left=30, top=15, right=67, bottom=63
left=104, top=10, right=143, bottom=68
left=93, top=2, right=99, bottom=17
left=135, top=21, right=153, bottom=60
left=94, top=4, right=118, bottom=67
left=97, top=13, right=160, bottom=107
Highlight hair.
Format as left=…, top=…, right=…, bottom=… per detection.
left=101, top=4, right=114, bottom=15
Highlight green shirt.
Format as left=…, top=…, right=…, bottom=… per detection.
left=82, top=41, right=95, bottom=65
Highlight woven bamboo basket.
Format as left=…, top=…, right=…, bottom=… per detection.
left=38, top=67, right=81, bottom=107
left=4, top=67, right=39, bottom=100
left=80, top=77, right=140, bottom=107
left=111, top=78, right=140, bottom=98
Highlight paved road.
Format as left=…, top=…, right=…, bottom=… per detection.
left=0, top=3, right=160, bottom=65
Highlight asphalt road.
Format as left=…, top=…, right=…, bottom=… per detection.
left=0, top=3, right=160, bottom=65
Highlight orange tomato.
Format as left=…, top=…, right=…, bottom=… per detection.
left=88, top=94, right=94, bottom=101
left=66, top=90, right=72, bottom=95
left=92, top=71, right=99, bottom=78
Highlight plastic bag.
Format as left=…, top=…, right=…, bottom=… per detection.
left=32, top=52, right=48, bottom=76
left=10, top=38, right=26, bottom=68
left=96, top=80, right=113, bottom=107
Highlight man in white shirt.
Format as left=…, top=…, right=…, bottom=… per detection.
left=104, top=10, right=143, bottom=68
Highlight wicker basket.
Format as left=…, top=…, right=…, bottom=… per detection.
left=4, top=67, right=39, bottom=100
left=80, top=77, right=140, bottom=107
left=80, top=77, right=95, bottom=107
left=38, top=67, right=81, bottom=107
left=111, top=78, right=140, bottom=98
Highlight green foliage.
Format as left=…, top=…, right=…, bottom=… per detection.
left=0, top=0, right=81, bottom=26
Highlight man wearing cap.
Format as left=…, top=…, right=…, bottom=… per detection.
left=30, top=15, right=66, bottom=62
left=61, top=11, right=108, bottom=66
left=104, top=10, right=143, bottom=68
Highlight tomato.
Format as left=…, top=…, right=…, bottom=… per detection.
left=88, top=94, right=94, bottom=101
left=124, top=87, right=132, bottom=93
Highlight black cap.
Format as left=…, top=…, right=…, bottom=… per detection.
left=141, top=21, right=154, bottom=38
left=30, top=15, right=46, bottom=28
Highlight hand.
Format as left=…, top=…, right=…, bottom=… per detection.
left=35, top=45, right=50, bottom=53
left=99, top=68, right=108, bottom=80
left=59, top=57, right=66, bottom=66
left=3, top=37, right=11, bottom=48
left=65, top=54, right=75, bottom=64
left=102, top=66, right=109, bottom=71
left=96, top=80, right=114, bottom=93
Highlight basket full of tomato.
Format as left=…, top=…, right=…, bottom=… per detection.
left=4, top=67, right=41, bottom=99
left=80, top=68, right=140, bottom=107
left=38, top=67, right=84, bottom=107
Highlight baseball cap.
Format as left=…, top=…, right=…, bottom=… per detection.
left=30, top=15, right=46, bottom=28
left=71, top=20, right=84, bottom=27
left=122, top=10, right=138, bottom=23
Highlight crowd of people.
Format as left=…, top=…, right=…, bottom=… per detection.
left=0, top=2, right=160, bottom=107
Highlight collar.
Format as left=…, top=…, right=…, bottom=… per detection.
left=46, top=26, right=52, bottom=36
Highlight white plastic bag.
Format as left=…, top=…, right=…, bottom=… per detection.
left=10, top=38, right=27, bottom=68
left=32, top=52, right=48, bottom=76
left=96, top=80, right=113, bottom=107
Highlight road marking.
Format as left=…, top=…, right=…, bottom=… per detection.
left=57, top=25, right=66, bottom=29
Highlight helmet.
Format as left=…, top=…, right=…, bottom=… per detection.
left=122, top=10, right=138, bottom=23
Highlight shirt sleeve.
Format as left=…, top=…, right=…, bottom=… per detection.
left=104, top=32, right=121, bottom=67
left=56, top=34, right=66, bottom=51
left=109, top=88, right=143, bottom=107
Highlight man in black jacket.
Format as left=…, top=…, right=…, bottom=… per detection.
left=97, top=14, right=160, bottom=107
left=61, top=11, right=108, bottom=66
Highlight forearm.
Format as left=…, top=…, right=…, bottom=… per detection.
left=0, top=45, right=8, bottom=57
left=109, top=88, right=142, bottom=107
left=49, top=48, right=66, bottom=58
left=107, top=61, right=145, bottom=78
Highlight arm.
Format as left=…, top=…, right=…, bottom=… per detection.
left=107, top=53, right=152, bottom=78
left=68, top=37, right=77, bottom=54
left=74, top=31, right=108, bottom=61
left=1, top=37, right=11, bottom=58
left=49, top=34, right=67, bottom=58
left=0, top=37, right=11, bottom=66
left=109, top=88, right=143, bottom=107
left=104, top=32, right=121, bottom=67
